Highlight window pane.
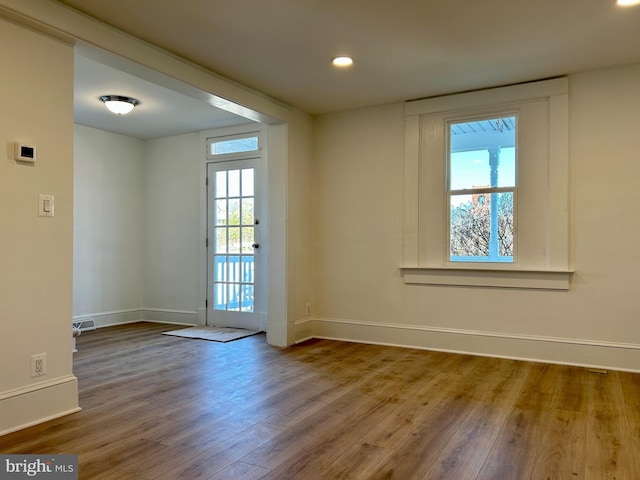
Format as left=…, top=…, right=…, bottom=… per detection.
left=450, top=192, right=514, bottom=262
left=450, top=194, right=490, bottom=259
left=449, top=116, right=516, bottom=190
left=210, top=136, right=258, bottom=155
left=497, top=192, right=514, bottom=257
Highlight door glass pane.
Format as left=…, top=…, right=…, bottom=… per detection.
left=242, top=257, right=254, bottom=283
left=214, top=256, right=227, bottom=282
left=215, top=228, right=227, bottom=254
left=215, top=171, right=226, bottom=198
left=228, top=170, right=240, bottom=198
left=228, top=199, right=240, bottom=225
left=241, top=285, right=254, bottom=312
left=228, top=283, right=240, bottom=311
left=242, top=198, right=254, bottom=225
left=214, top=283, right=226, bottom=310
left=228, top=256, right=240, bottom=283
left=242, top=168, right=254, bottom=196
left=215, top=200, right=227, bottom=226
left=228, top=227, right=240, bottom=253
left=242, top=227, right=254, bottom=253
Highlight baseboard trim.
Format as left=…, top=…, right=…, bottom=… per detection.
left=73, top=309, right=143, bottom=328
left=72, top=309, right=199, bottom=328
left=294, top=318, right=314, bottom=344
left=311, top=317, right=640, bottom=373
left=142, top=309, right=198, bottom=326
left=0, top=375, right=80, bottom=436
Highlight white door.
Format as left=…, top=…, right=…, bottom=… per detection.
left=206, top=158, right=265, bottom=330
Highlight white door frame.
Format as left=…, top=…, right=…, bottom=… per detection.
left=198, top=124, right=288, bottom=345
left=198, top=125, right=269, bottom=331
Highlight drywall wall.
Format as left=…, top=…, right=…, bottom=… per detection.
left=73, top=125, right=145, bottom=325
left=311, top=63, right=640, bottom=371
left=73, top=129, right=200, bottom=326
left=143, top=133, right=200, bottom=324
left=0, top=17, right=79, bottom=434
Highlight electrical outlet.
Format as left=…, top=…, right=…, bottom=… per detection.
left=305, top=302, right=311, bottom=316
left=31, top=353, right=47, bottom=377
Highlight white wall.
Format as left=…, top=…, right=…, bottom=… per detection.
left=73, top=125, right=144, bottom=325
left=143, top=133, right=200, bottom=324
left=0, top=0, right=313, bottom=434
left=73, top=128, right=200, bottom=326
left=0, top=18, right=79, bottom=434
left=311, top=63, right=640, bottom=372
left=286, top=120, right=314, bottom=344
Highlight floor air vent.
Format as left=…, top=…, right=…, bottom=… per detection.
left=73, top=319, right=96, bottom=331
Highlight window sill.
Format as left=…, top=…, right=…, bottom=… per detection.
left=400, top=266, right=573, bottom=290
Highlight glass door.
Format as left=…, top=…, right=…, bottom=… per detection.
left=206, top=158, right=263, bottom=330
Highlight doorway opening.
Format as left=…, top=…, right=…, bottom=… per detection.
left=72, top=45, right=284, bottom=345
left=205, top=131, right=267, bottom=331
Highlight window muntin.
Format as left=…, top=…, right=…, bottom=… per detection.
left=447, top=115, right=516, bottom=263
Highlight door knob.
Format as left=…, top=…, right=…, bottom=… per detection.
left=252, top=243, right=260, bottom=249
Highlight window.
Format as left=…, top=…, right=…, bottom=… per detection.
left=448, top=115, right=516, bottom=263
left=402, top=78, right=572, bottom=289
left=209, top=134, right=259, bottom=156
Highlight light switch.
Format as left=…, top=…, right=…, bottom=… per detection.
left=39, top=194, right=54, bottom=217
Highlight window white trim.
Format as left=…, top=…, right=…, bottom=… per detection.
left=402, top=78, right=572, bottom=289
left=401, top=267, right=572, bottom=290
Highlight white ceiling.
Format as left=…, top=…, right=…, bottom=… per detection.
left=74, top=50, right=251, bottom=140
left=66, top=0, right=640, bottom=118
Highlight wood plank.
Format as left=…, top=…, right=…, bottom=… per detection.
left=1, top=322, right=639, bottom=480
left=474, top=363, right=562, bottom=480
left=585, top=371, right=639, bottom=479
left=423, top=360, right=532, bottom=479
left=205, top=461, right=270, bottom=480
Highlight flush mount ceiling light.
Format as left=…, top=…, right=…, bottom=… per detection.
left=100, top=95, right=140, bottom=115
left=617, top=0, right=640, bottom=5
left=332, top=56, right=354, bottom=67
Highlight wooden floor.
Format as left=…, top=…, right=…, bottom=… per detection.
left=1, top=322, right=639, bottom=479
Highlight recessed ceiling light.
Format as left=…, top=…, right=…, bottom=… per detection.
left=332, top=56, right=354, bottom=67
left=616, top=0, right=640, bottom=6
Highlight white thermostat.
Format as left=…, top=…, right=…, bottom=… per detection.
left=15, top=143, right=36, bottom=163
